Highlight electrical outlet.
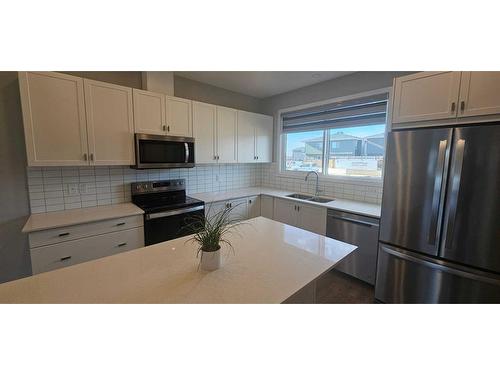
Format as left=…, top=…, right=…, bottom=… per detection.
left=79, top=183, right=88, bottom=194
left=68, top=183, right=79, bottom=196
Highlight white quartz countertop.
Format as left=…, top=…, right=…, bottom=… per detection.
left=22, top=203, right=144, bottom=233
left=191, top=187, right=381, bottom=218
left=1, top=217, right=357, bottom=303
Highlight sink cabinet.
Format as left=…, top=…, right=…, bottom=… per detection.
left=273, top=198, right=326, bottom=235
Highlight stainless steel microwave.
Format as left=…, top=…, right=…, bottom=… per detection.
left=133, top=133, right=195, bottom=169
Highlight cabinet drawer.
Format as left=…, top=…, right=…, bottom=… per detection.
left=29, top=215, right=143, bottom=248
left=31, top=227, right=144, bottom=274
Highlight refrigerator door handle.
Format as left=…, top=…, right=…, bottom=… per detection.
left=444, top=138, right=466, bottom=250
left=428, top=139, right=448, bottom=245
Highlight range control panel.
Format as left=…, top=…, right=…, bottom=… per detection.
left=131, top=179, right=185, bottom=195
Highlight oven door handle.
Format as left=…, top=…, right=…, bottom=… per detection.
left=145, top=205, right=205, bottom=220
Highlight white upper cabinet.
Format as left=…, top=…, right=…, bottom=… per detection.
left=216, top=106, right=238, bottom=163
left=458, top=72, right=500, bottom=118
left=192, top=101, right=217, bottom=164
left=84, top=79, right=135, bottom=165
left=132, top=89, right=166, bottom=135
left=392, top=71, right=461, bottom=125
left=166, top=96, right=192, bottom=137
left=255, top=113, right=273, bottom=162
left=132, top=90, right=192, bottom=137
left=237, top=110, right=273, bottom=163
left=18, top=72, right=89, bottom=166
left=237, top=111, right=256, bottom=163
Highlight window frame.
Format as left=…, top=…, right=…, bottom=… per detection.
left=277, top=87, right=392, bottom=184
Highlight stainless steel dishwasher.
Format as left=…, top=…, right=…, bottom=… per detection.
left=326, top=209, right=380, bottom=285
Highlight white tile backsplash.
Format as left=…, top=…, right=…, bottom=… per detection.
left=260, top=163, right=383, bottom=205
left=27, top=163, right=264, bottom=213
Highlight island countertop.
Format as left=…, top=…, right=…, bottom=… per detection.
left=0, top=217, right=356, bottom=303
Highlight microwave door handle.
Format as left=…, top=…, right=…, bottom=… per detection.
left=184, top=142, right=189, bottom=163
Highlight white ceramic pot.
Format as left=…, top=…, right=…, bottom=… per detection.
left=200, top=247, right=221, bottom=271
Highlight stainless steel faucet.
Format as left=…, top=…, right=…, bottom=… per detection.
left=305, top=171, right=322, bottom=196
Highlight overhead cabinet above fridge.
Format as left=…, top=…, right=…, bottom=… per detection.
left=391, top=71, right=500, bottom=128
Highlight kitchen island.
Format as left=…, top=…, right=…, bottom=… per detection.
left=0, top=217, right=356, bottom=303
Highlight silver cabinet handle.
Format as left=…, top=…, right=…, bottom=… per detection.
left=116, top=222, right=126, bottom=226
left=83, top=153, right=88, bottom=161
left=213, top=155, right=217, bottom=160
left=444, top=138, right=465, bottom=250
left=428, top=139, right=448, bottom=245
left=58, top=232, right=70, bottom=237
left=90, top=153, right=94, bottom=161
left=460, top=101, right=465, bottom=111
left=451, top=102, right=456, bottom=112
left=60, top=256, right=72, bottom=261
left=117, top=243, right=127, bottom=247
left=167, top=126, right=170, bottom=132
left=163, top=125, right=166, bottom=131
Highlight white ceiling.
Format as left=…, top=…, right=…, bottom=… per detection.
left=174, top=71, right=355, bottom=98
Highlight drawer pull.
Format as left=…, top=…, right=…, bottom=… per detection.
left=60, top=256, right=72, bottom=261
left=58, top=232, right=70, bottom=237
left=117, top=242, right=127, bottom=247
left=116, top=222, right=126, bottom=226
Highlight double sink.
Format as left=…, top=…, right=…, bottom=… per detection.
left=286, top=193, right=334, bottom=204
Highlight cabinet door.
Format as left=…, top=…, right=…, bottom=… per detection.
left=260, top=195, right=274, bottom=219
left=18, top=71, right=89, bottom=166
left=229, top=198, right=248, bottom=221
left=392, top=71, right=461, bottom=124
left=237, top=110, right=256, bottom=163
left=192, top=101, right=217, bottom=164
left=458, top=72, right=500, bottom=118
left=84, top=79, right=135, bottom=165
left=273, top=198, right=298, bottom=227
left=132, top=88, right=166, bottom=135
left=298, top=204, right=326, bottom=235
left=247, top=196, right=261, bottom=218
left=166, top=96, right=192, bottom=137
left=205, top=201, right=227, bottom=222
left=255, top=114, right=273, bottom=162
left=216, top=106, right=238, bottom=163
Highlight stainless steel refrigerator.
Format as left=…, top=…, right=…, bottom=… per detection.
left=375, top=123, right=500, bottom=303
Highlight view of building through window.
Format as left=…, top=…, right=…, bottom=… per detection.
left=284, top=124, right=386, bottom=177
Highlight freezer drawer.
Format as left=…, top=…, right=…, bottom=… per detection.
left=327, top=210, right=380, bottom=285
left=375, top=243, right=500, bottom=303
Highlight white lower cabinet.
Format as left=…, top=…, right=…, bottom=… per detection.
left=29, top=214, right=144, bottom=274
left=31, top=227, right=144, bottom=274
left=273, top=198, right=327, bottom=235
left=247, top=196, right=261, bottom=219
left=260, top=195, right=274, bottom=219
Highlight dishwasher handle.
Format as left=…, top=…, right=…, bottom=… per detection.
left=327, top=213, right=379, bottom=228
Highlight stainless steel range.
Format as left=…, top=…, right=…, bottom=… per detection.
left=131, top=179, right=205, bottom=246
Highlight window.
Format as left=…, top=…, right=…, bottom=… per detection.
left=281, top=91, right=388, bottom=179
left=284, top=130, right=324, bottom=173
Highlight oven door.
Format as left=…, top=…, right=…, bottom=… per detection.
left=134, top=133, right=195, bottom=169
left=144, top=205, right=204, bottom=245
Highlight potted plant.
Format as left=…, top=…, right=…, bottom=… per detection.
left=187, top=203, right=243, bottom=271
